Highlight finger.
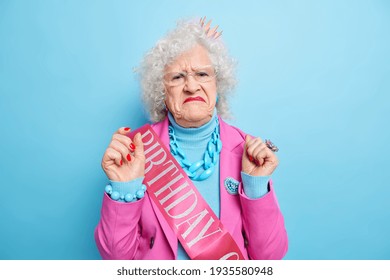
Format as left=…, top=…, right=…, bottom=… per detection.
left=110, top=139, right=132, bottom=162
left=246, top=137, right=263, bottom=156
left=121, top=127, right=137, bottom=152
left=251, top=142, right=268, bottom=156
left=112, top=133, right=135, bottom=152
left=247, top=135, right=263, bottom=146
left=133, top=132, right=145, bottom=159
left=115, top=127, right=131, bottom=135
left=244, top=135, right=257, bottom=163
left=244, top=135, right=251, bottom=159
left=252, top=144, right=269, bottom=166
left=244, top=135, right=254, bottom=161
left=104, top=147, right=123, bottom=166
left=254, top=143, right=278, bottom=167
left=245, top=135, right=263, bottom=148
left=245, top=134, right=251, bottom=149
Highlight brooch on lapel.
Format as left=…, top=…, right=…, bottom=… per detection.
left=224, top=177, right=240, bottom=195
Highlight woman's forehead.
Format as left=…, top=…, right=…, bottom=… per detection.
left=165, top=44, right=212, bottom=72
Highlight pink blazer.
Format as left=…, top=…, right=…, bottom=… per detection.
left=95, top=116, right=288, bottom=259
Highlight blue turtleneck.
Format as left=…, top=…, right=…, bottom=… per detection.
left=167, top=110, right=222, bottom=259
left=108, top=111, right=270, bottom=260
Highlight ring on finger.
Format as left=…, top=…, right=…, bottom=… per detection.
left=265, top=139, right=279, bottom=152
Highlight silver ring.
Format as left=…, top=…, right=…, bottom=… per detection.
left=265, top=139, right=279, bottom=152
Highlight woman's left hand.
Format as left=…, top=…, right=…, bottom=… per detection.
left=242, top=135, right=279, bottom=176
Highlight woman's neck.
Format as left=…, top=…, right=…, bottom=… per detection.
left=167, top=109, right=218, bottom=145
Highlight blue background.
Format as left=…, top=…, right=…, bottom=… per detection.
left=1, top=0, right=389, bottom=260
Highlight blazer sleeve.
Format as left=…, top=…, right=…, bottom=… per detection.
left=94, top=193, right=144, bottom=259
left=239, top=179, right=288, bottom=260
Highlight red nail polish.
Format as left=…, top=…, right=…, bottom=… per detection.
left=124, top=127, right=130, bottom=131
left=130, top=143, right=135, bottom=150
left=120, top=160, right=123, bottom=166
left=248, top=155, right=254, bottom=162
left=127, top=154, right=131, bottom=161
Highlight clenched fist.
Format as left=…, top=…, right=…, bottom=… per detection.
left=101, top=127, right=145, bottom=182
left=242, top=135, right=279, bottom=177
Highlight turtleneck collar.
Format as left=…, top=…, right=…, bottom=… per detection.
left=167, top=109, right=218, bottom=144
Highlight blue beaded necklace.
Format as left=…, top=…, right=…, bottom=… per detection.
left=168, top=118, right=222, bottom=181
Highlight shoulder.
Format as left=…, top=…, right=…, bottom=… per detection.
left=150, top=118, right=168, bottom=134
left=219, top=117, right=247, bottom=140
left=219, top=117, right=249, bottom=154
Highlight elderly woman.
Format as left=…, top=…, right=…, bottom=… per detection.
left=95, top=18, right=288, bottom=260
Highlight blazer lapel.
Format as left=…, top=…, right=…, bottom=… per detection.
left=218, top=116, right=246, bottom=234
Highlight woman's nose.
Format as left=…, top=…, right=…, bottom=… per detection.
left=184, top=75, right=200, bottom=93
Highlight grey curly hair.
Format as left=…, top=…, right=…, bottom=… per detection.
left=138, top=19, right=237, bottom=123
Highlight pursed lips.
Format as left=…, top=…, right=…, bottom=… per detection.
left=183, top=96, right=206, bottom=104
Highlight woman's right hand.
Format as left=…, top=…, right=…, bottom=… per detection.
left=101, top=127, right=145, bottom=182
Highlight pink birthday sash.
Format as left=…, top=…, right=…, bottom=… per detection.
left=128, top=125, right=245, bottom=260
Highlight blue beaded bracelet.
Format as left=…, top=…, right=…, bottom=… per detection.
left=104, top=184, right=146, bottom=202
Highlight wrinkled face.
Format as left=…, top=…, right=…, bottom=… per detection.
left=163, top=44, right=217, bottom=128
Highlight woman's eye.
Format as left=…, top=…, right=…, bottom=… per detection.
left=196, top=71, right=209, bottom=77
left=172, top=73, right=184, bottom=80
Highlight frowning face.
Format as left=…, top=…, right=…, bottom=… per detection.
left=163, top=44, right=217, bottom=128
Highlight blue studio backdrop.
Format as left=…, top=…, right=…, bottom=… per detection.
left=0, top=0, right=389, bottom=259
